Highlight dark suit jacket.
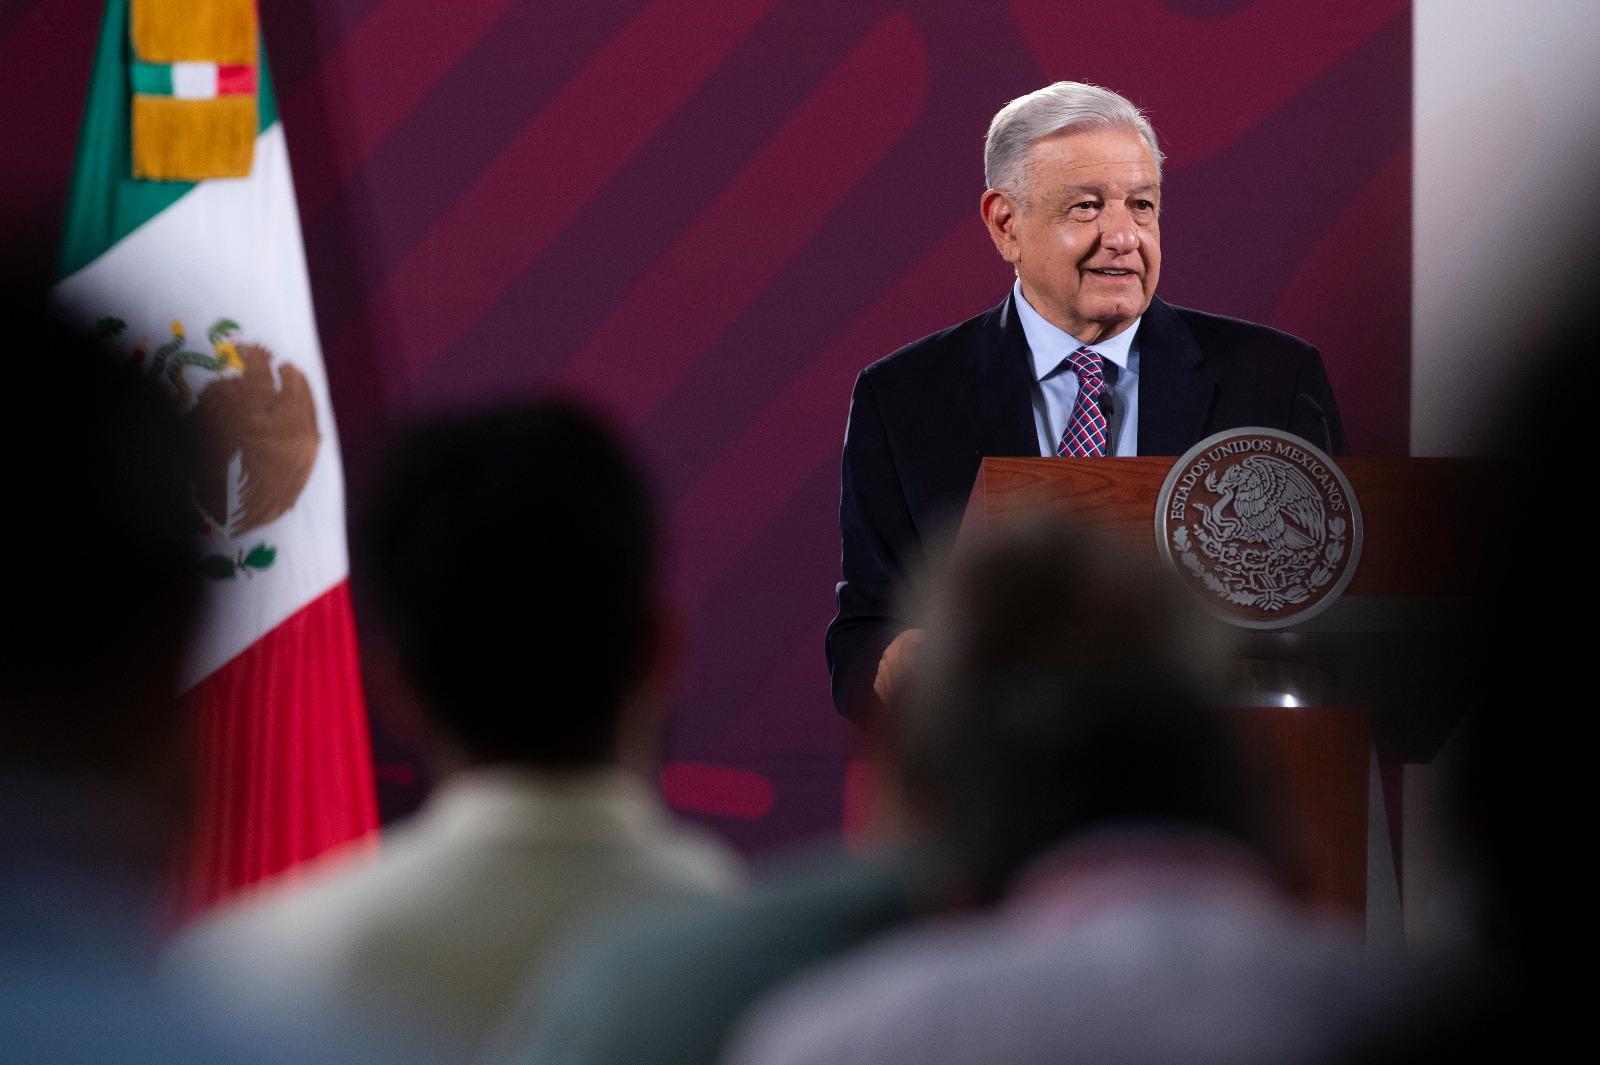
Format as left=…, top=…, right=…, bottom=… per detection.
left=826, top=291, right=1348, bottom=719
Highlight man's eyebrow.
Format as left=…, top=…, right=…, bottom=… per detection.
left=1055, top=183, right=1161, bottom=199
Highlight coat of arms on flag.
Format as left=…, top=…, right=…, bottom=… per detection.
left=54, top=0, right=377, bottom=909
left=103, top=313, right=321, bottom=580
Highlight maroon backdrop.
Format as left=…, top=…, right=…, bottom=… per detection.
left=1, top=0, right=1411, bottom=853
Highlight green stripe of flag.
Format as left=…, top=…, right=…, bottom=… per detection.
left=130, top=60, right=173, bottom=95
left=57, top=0, right=281, bottom=280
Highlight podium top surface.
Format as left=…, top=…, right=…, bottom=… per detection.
left=960, top=456, right=1492, bottom=600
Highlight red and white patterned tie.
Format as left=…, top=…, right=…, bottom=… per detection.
left=1056, top=346, right=1109, bottom=457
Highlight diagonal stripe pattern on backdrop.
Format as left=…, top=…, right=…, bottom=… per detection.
left=555, top=14, right=928, bottom=429
left=284, top=0, right=521, bottom=219
left=335, top=0, right=780, bottom=406
left=671, top=221, right=1006, bottom=606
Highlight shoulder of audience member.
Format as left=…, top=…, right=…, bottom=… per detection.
left=9, top=955, right=403, bottom=1065
left=519, top=844, right=906, bottom=1010
left=162, top=838, right=387, bottom=992
left=718, top=905, right=989, bottom=1065
left=489, top=847, right=909, bottom=1064
left=721, top=879, right=1399, bottom=1065
left=644, top=808, right=746, bottom=894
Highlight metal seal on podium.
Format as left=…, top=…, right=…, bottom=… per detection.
left=1155, top=427, right=1362, bottom=629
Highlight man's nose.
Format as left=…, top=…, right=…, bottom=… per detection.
left=1098, top=206, right=1138, bottom=252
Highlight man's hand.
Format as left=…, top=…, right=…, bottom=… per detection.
left=873, top=628, right=925, bottom=706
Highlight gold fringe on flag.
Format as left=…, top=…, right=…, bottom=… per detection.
left=130, top=0, right=256, bottom=65
left=132, top=95, right=256, bottom=180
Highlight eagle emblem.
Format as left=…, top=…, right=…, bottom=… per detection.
left=1156, top=428, right=1362, bottom=628
left=100, top=315, right=321, bottom=580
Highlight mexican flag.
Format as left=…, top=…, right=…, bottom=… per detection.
left=53, top=0, right=377, bottom=909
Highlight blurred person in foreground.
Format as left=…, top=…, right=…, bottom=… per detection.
left=483, top=801, right=930, bottom=1065
left=0, top=284, right=286, bottom=1063
left=484, top=517, right=1350, bottom=1065
left=726, top=517, right=1395, bottom=1065
left=1343, top=269, right=1594, bottom=1065
left=168, top=404, right=741, bottom=1058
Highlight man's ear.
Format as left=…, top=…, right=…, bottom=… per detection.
left=364, top=642, right=468, bottom=778
left=980, top=189, right=1022, bottom=263
left=614, top=606, right=680, bottom=775
left=365, top=643, right=429, bottom=750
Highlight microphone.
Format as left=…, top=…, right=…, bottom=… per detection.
left=1095, top=360, right=1117, bottom=434
left=1292, top=393, right=1332, bottom=453
left=1096, top=389, right=1114, bottom=422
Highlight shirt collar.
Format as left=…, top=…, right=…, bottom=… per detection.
left=1013, top=279, right=1141, bottom=382
left=1005, top=823, right=1282, bottom=929
left=423, top=765, right=668, bottom=842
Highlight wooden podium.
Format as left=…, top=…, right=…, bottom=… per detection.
left=958, top=456, right=1490, bottom=916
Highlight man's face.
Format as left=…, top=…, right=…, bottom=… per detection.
left=981, top=127, right=1161, bottom=343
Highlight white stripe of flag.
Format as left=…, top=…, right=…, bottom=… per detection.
left=171, top=61, right=219, bottom=100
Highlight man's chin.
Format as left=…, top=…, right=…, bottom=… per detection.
left=1082, top=295, right=1152, bottom=327
left=1081, top=307, right=1140, bottom=331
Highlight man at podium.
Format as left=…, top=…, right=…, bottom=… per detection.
left=827, top=81, right=1348, bottom=719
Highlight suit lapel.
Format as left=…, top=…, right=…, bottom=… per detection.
left=969, top=291, right=1044, bottom=458
left=1136, top=296, right=1217, bottom=455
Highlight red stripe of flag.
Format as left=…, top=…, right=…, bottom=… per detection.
left=217, top=63, right=256, bottom=95
left=184, top=578, right=378, bottom=912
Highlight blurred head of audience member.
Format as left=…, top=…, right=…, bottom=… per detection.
left=167, top=403, right=738, bottom=1061
left=1347, top=265, right=1594, bottom=1065
left=361, top=403, right=667, bottom=778
left=893, top=518, right=1265, bottom=902
left=0, top=281, right=316, bottom=1064
left=1459, top=268, right=1587, bottom=999
left=481, top=519, right=1247, bottom=1065
left=0, top=279, right=198, bottom=888
left=724, top=516, right=1393, bottom=1065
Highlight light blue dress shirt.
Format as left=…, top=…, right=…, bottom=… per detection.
left=1012, top=280, right=1141, bottom=457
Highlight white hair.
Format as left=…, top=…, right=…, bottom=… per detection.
left=984, top=82, right=1164, bottom=200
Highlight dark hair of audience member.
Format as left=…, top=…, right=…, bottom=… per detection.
left=361, top=404, right=658, bottom=768
left=897, top=519, right=1274, bottom=903
left=1440, top=261, right=1593, bottom=1034
left=0, top=279, right=199, bottom=826
left=1464, top=270, right=1589, bottom=984
left=1336, top=262, right=1596, bottom=1065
